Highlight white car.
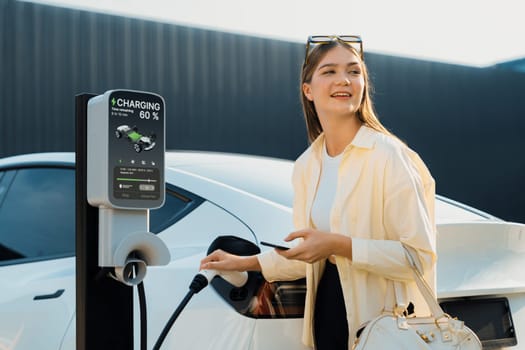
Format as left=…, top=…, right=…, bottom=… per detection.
left=0, top=151, right=524, bottom=350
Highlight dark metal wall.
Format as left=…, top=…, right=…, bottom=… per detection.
left=2, top=0, right=524, bottom=223
left=365, top=55, right=525, bottom=225
left=1, top=0, right=307, bottom=159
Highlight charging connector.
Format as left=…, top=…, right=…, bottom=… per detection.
left=152, top=270, right=248, bottom=350
left=198, top=269, right=248, bottom=289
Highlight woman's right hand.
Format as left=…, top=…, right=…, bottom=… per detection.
left=200, top=249, right=261, bottom=272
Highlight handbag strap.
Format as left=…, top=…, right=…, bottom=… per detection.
left=401, top=245, right=446, bottom=320
left=384, top=280, right=407, bottom=315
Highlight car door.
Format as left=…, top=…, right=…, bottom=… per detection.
left=140, top=200, right=260, bottom=350
left=0, top=167, right=76, bottom=350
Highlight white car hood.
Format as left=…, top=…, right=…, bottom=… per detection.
left=437, top=221, right=525, bottom=298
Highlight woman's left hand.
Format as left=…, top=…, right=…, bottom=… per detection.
left=275, top=228, right=352, bottom=263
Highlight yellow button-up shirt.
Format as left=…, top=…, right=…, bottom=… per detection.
left=257, top=125, right=437, bottom=348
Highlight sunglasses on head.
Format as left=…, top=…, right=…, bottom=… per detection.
left=304, top=35, right=363, bottom=64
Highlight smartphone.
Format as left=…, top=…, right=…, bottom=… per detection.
left=260, top=241, right=290, bottom=250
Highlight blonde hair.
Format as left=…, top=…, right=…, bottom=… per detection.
left=300, top=40, right=392, bottom=143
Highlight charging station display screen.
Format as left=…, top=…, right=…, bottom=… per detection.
left=107, top=90, right=165, bottom=208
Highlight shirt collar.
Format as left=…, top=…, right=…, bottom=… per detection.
left=310, top=124, right=377, bottom=158
left=350, top=125, right=377, bottom=149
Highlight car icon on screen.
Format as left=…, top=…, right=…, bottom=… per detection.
left=115, top=125, right=156, bottom=153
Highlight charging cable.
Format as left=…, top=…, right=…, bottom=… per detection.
left=152, top=270, right=248, bottom=350
left=137, top=281, right=147, bottom=350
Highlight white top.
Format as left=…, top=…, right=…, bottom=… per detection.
left=311, top=143, right=343, bottom=231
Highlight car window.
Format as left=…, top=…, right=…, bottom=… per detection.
left=0, top=166, right=203, bottom=265
left=150, top=185, right=204, bottom=233
left=0, top=167, right=76, bottom=264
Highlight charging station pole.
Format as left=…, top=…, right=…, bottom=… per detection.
left=75, top=93, right=134, bottom=350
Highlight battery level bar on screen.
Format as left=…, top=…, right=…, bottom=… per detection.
left=116, top=177, right=158, bottom=182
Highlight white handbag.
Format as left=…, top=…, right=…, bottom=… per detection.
left=352, top=247, right=482, bottom=350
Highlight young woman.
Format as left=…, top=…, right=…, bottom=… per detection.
left=200, top=35, right=437, bottom=350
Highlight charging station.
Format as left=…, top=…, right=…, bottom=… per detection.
left=87, top=89, right=170, bottom=285
left=76, top=90, right=170, bottom=349
left=76, top=90, right=252, bottom=350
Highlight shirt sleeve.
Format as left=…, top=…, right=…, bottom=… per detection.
left=351, top=145, right=437, bottom=281
left=291, top=153, right=308, bottom=230
left=257, top=250, right=307, bottom=282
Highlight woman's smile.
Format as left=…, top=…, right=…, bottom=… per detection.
left=331, top=91, right=352, bottom=98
